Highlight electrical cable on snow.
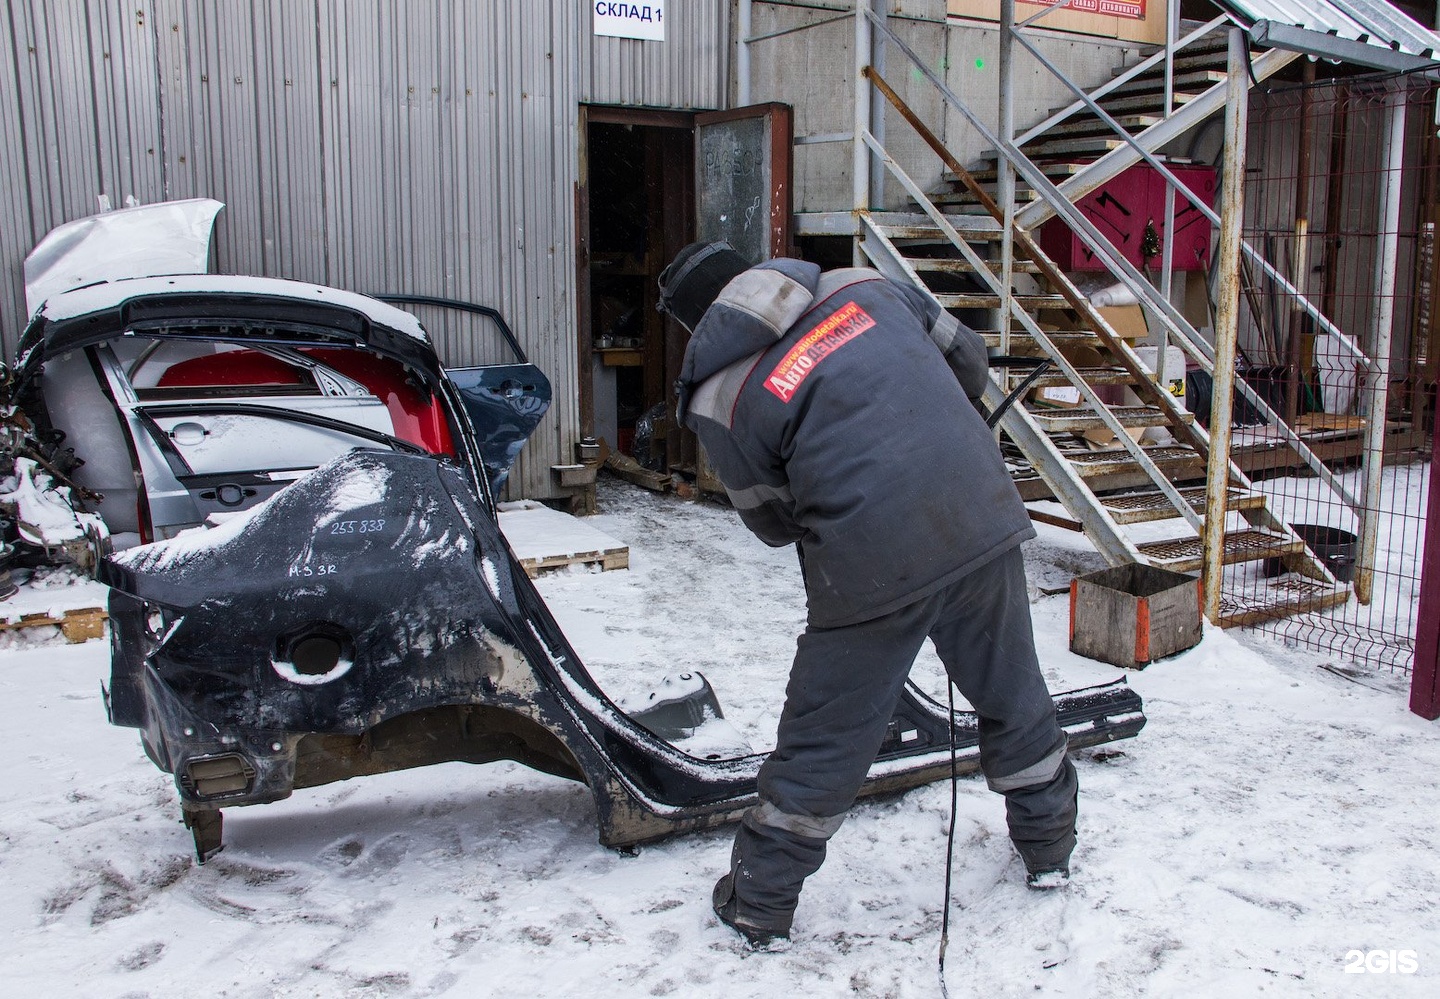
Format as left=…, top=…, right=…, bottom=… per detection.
left=937, top=678, right=960, bottom=999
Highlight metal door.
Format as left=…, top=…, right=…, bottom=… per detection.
left=694, top=103, right=794, bottom=264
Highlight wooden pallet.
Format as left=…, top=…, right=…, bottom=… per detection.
left=0, top=605, right=107, bottom=643
left=497, top=500, right=631, bottom=578
left=517, top=547, right=629, bottom=578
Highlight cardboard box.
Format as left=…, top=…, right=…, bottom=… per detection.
left=1096, top=305, right=1149, bottom=340
left=947, top=0, right=1166, bottom=46
left=1033, top=385, right=1083, bottom=408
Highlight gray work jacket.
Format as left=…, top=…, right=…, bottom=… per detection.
left=678, top=260, right=1034, bottom=628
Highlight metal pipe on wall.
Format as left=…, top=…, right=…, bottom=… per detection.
left=853, top=0, right=872, bottom=264
left=1203, top=27, right=1250, bottom=622
left=869, top=0, right=888, bottom=209
left=739, top=0, right=752, bottom=105
left=1354, top=87, right=1409, bottom=605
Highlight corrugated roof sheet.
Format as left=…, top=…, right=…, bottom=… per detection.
left=1220, top=0, right=1440, bottom=71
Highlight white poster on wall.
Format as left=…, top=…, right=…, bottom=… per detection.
left=593, top=1, right=665, bottom=42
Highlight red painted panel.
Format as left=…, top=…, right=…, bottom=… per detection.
left=1039, top=163, right=1216, bottom=273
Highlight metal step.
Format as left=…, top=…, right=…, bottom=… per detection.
left=1111, top=70, right=1227, bottom=96
left=909, top=257, right=1044, bottom=275
left=1029, top=365, right=1137, bottom=388
left=873, top=222, right=1003, bottom=241
left=946, top=161, right=1085, bottom=185
left=1080, top=91, right=1205, bottom=115
left=934, top=292, right=1072, bottom=310
left=1136, top=528, right=1300, bottom=573
left=1028, top=114, right=1162, bottom=139
left=933, top=187, right=1041, bottom=207
left=1027, top=405, right=1193, bottom=433
left=1113, top=52, right=1227, bottom=75
left=1014, top=137, right=1126, bottom=159
left=1215, top=577, right=1351, bottom=628
left=979, top=330, right=1097, bottom=350
left=1099, top=486, right=1264, bottom=525
left=1060, top=444, right=1203, bottom=478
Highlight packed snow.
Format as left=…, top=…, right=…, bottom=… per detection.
left=1, top=477, right=1437, bottom=997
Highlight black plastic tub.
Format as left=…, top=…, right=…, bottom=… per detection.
left=1263, top=523, right=1357, bottom=582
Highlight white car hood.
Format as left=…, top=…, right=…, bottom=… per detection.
left=23, top=198, right=224, bottom=317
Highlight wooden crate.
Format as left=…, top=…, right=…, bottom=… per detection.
left=1069, top=564, right=1201, bottom=668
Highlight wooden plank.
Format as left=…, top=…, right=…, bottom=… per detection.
left=603, top=451, right=671, bottom=492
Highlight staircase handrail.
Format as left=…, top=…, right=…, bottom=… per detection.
left=858, top=125, right=1207, bottom=535
left=863, top=7, right=1365, bottom=513
left=1013, top=13, right=1233, bottom=149
left=1007, top=25, right=1371, bottom=371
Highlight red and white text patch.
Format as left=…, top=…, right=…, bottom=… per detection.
left=763, top=301, right=875, bottom=402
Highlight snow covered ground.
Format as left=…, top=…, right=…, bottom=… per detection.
left=1, top=478, right=1437, bottom=997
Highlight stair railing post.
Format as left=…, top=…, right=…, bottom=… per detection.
left=1203, top=26, right=1249, bottom=622
left=1355, top=85, right=1409, bottom=605
left=1154, top=0, right=1180, bottom=394
left=998, top=0, right=1017, bottom=356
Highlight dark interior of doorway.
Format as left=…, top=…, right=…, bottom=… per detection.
left=582, top=114, right=694, bottom=476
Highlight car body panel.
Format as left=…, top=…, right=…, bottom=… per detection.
left=23, top=198, right=224, bottom=317
left=99, top=448, right=1148, bottom=859
left=8, top=201, right=1144, bottom=862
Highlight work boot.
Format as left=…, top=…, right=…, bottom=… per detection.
left=712, top=874, right=791, bottom=948
left=1025, top=866, right=1071, bottom=890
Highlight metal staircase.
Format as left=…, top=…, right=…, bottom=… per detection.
left=845, top=10, right=1356, bottom=626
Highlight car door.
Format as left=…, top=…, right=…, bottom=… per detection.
left=373, top=296, right=551, bottom=496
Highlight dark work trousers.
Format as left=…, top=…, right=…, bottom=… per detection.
left=729, top=545, right=1078, bottom=928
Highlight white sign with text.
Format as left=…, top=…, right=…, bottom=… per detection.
left=593, top=1, right=665, bottom=42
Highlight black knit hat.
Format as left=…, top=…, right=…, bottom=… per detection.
left=656, top=241, right=749, bottom=332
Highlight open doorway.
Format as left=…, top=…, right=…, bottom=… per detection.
left=578, top=108, right=695, bottom=480
left=578, top=102, right=793, bottom=487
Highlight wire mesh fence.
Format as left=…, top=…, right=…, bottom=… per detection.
left=1227, top=70, right=1439, bottom=672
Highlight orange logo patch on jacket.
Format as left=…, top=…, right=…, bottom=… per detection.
left=763, top=301, right=875, bottom=402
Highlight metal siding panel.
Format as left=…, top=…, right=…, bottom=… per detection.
left=1, top=3, right=38, bottom=346
left=1, top=2, right=165, bottom=352
left=314, top=1, right=582, bottom=498
left=3, top=1, right=592, bottom=497
left=92, top=5, right=163, bottom=208
left=583, top=0, right=728, bottom=108
left=259, top=1, right=327, bottom=281
left=151, top=3, right=324, bottom=281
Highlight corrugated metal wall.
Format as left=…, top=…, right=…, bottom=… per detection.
left=1, top=0, right=728, bottom=499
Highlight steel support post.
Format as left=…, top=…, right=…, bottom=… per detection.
left=1355, top=87, right=1408, bottom=605
left=1203, top=28, right=1249, bottom=622
left=1410, top=425, right=1440, bottom=719
left=1286, top=59, right=1316, bottom=425
left=738, top=0, right=752, bottom=106
left=998, top=0, right=1017, bottom=354
left=1154, top=0, right=1180, bottom=393
left=854, top=0, right=873, bottom=265
left=869, top=0, right=888, bottom=210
